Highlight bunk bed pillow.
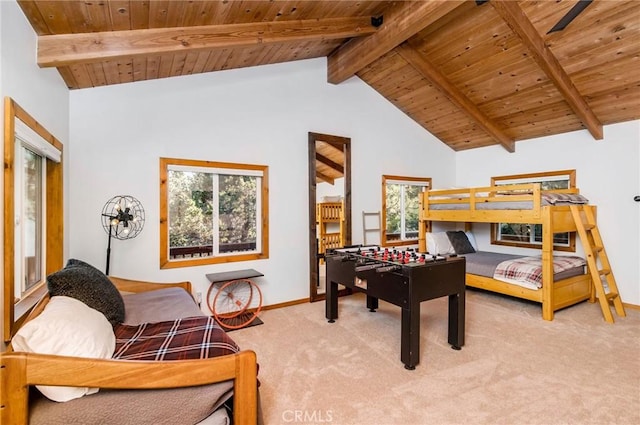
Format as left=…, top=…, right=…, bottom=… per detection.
left=446, top=231, right=476, bottom=254
left=47, top=259, right=125, bottom=326
left=11, top=295, right=116, bottom=402
left=426, top=232, right=455, bottom=255
left=542, top=193, right=589, bottom=204
left=465, top=231, right=478, bottom=251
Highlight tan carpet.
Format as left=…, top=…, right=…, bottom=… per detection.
left=231, top=289, right=640, bottom=425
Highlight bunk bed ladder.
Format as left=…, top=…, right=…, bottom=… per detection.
left=570, top=205, right=626, bottom=323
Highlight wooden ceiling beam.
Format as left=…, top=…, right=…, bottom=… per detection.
left=311, top=132, right=351, bottom=146
left=327, top=0, right=466, bottom=84
left=316, top=171, right=335, bottom=185
left=396, top=43, right=516, bottom=153
left=316, top=153, right=344, bottom=174
left=37, top=17, right=377, bottom=68
left=318, top=140, right=345, bottom=154
left=491, top=0, right=603, bottom=140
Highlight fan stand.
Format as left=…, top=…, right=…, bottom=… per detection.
left=105, top=224, right=114, bottom=275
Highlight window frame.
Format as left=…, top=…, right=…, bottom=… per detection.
left=490, top=169, right=577, bottom=252
left=159, top=157, right=269, bottom=269
left=4, top=97, right=64, bottom=342
left=381, top=175, right=431, bottom=247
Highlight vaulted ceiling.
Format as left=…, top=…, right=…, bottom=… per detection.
left=18, top=0, right=640, bottom=154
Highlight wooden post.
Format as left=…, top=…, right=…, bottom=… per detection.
left=541, top=206, right=554, bottom=320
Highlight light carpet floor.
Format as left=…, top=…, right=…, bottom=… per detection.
left=231, top=290, right=640, bottom=425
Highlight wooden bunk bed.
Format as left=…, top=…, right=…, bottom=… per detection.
left=418, top=183, right=625, bottom=322
left=317, top=201, right=345, bottom=256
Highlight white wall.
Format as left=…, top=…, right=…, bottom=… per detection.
left=456, top=121, right=640, bottom=305
left=0, top=2, right=68, bottom=146
left=0, top=0, right=69, bottom=346
left=68, top=57, right=455, bottom=309
left=317, top=178, right=344, bottom=201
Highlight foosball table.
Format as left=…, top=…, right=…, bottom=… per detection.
left=325, top=246, right=466, bottom=370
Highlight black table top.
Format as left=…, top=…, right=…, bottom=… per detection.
left=205, top=268, right=264, bottom=284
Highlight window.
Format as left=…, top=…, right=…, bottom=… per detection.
left=382, top=175, right=431, bottom=246
left=4, top=97, right=64, bottom=342
left=491, top=170, right=576, bottom=251
left=16, top=145, right=44, bottom=295
left=160, top=158, right=269, bottom=269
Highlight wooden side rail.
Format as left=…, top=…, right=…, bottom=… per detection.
left=420, top=183, right=584, bottom=225
left=320, top=233, right=343, bottom=250
left=109, top=276, right=193, bottom=294
left=0, top=350, right=258, bottom=425
left=316, top=202, right=343, bottom=222
left=422, top=183, right=581, bottom=208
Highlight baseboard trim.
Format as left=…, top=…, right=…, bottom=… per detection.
left=247, top=297, right=309, bottom=313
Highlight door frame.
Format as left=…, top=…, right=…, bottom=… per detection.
left=308, top=132, right=351, bottom=302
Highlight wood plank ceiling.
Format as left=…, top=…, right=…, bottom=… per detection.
left=18, top=0, right=640, bottom=154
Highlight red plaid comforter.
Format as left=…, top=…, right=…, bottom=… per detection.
left=493, top=255, right=586, bottom=289
left=113, top=316, right=239, bottom=361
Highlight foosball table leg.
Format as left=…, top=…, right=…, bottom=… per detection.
left=326, top=280, right=339, bottom=323
left=400, top=301, right=421, bottom=370
left=367, top=295, right=378, bottom=312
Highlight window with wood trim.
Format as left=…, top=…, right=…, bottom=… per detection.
left=490, top=170, right=577, bottom=252
left=382, top=175, right=431, bottom=247
left=160, top=158, right=269, bottom=269
left=4, top=97, right=64, bottom=342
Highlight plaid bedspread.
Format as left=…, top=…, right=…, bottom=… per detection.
left=113, top=316, right=240, bottom=361
left=493, top=255, right=586, bottom=289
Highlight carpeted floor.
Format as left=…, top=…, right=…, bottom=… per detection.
left=231, top=289, right=640, bottom=425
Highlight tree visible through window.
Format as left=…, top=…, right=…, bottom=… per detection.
left=20, top=147, right=43, bottom=294
left=160, top=158, right=268, bottom=268
left=382, top=175, right=431, bottom=246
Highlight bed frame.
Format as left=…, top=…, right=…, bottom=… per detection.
left=317, top=201, right=345, bottom=256
left=0, top=277, right=259, bottom=425
left=418, top=183, right=594, bottom=321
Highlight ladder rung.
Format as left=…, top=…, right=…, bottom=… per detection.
left=605, top=292, right=619, bottom=301
left=592, top=245, right=604, bottom=253
left=583, top=223, right=595, bottom=230
left=598, top=268, right=611, bottom=276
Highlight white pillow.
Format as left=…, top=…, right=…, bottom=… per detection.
left=426, top=232, right=455, bottom=255
left=465, top=231, right=478, bottom=251
left=11, top=296, right=116, bottom=402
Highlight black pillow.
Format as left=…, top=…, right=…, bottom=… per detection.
left=446, top=231, right=476, bottom=255
left=47, top=259, right=125, bottom=326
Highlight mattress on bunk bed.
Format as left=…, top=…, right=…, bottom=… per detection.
left=462, top=251, right=586, bottom=291
left=428, top=192, right=589, bottom=210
